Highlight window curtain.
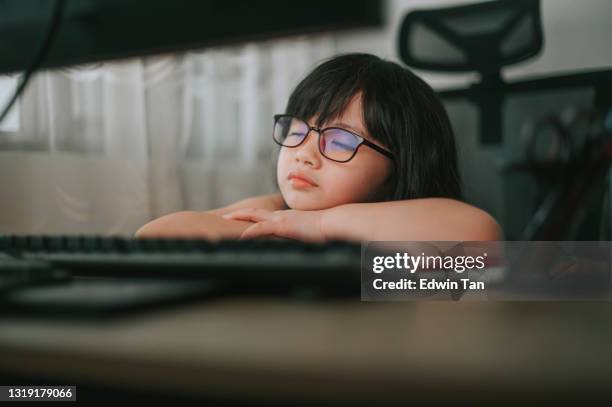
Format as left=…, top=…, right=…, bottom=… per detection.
left=0, top=36, right=336, bottom=235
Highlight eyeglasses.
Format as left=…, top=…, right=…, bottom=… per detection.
left=273, top=114, right=394, bottom=163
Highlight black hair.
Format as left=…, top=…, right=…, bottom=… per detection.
left=282, top=53, right=462, bottom=201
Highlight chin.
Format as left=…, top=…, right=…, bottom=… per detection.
left=281, top=184, right=357, bottom=211
left=282, top=192, right=326, bottom=211
left=285, top=196, right=342, bottom=211
left=285, top=199, right=321, bottom=211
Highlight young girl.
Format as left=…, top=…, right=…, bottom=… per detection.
left=135, top=53, right=501, bottom=242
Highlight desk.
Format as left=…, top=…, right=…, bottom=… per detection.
left=1, top=299, right=612, bottom=404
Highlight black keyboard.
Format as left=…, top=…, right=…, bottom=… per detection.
left=0, top=235, right=362, bottom=293
left=0, top=235, right=362, bottom=317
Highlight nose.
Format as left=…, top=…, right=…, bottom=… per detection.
left=294, top=130, right=322, bottom=167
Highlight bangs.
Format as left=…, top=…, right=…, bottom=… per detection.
left=287, top=78, right=360, bottom=127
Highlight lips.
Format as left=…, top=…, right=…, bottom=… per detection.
left=288, top=171, right=318, bottom=187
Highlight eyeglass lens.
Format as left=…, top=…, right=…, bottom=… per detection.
left=273, top=116, right=360, bottom=162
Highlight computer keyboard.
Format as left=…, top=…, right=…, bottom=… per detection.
left=0, top=235, right=362, bottom=317
left=0, top=252, right=70, bottom=293
left=0, top=235, right=362, bottom=294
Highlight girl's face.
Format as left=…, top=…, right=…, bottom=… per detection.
left=277, top=94, right=393, bottom=210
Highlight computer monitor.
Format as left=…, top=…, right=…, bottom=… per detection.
left=0, top=0, right=383, bottom=74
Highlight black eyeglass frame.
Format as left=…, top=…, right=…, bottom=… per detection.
left=273, top=114, right=395, bottom=163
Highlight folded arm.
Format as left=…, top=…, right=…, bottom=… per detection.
left=134, top=193, right=284, bottom=239
left=321, top=198, right=502, bottom=242
left=223, top=198, right=502, bottom=242
left=134, top=211, right=254, bottom=240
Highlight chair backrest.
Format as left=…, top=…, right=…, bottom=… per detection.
left=398, top=0, right=543, bottom=81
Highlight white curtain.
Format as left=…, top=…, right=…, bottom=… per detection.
left=0, top=35, right=336, bottom=235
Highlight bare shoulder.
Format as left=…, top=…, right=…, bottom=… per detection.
left=403, top=198, right=502, bottom=241
left=204, top=192, right=286, bottom=216
left=433, top=198, right=503, bottom=241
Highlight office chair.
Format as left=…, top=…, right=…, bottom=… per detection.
left=397, top=0, right=612, bottom=239
left=398, top=0, right=543, bottom=144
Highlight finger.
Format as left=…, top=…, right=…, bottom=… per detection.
left=240, top=221, right=278, bottom=240
left=222, top=208, right=271, bottom=222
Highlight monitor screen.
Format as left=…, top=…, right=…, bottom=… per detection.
left=0, top=0, right=383, bottom=74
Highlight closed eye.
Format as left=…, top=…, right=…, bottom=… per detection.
left=331, top=140, right=354, bottom=150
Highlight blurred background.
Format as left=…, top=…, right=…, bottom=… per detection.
left=1, top=3, right=612, bottom=403
left=0, top=0, right=611, bottom=239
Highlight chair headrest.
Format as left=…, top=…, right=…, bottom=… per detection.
left=398, top=0, right=543, bottom=75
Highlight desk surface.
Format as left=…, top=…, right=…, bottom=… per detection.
left=1, top=299, right=612, bottom=404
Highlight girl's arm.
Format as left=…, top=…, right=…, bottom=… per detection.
left=223, top=198, right=502, bottom=242
left=134, top=211, right=253, bottom=240
left=321, top=198, right=502, bottom=242
left=204, top=193, right=285, bottom=216
left=134, top=193, right=284, bottom=239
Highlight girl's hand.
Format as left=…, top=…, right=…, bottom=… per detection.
left=222, top=208, right=326, bottom=242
